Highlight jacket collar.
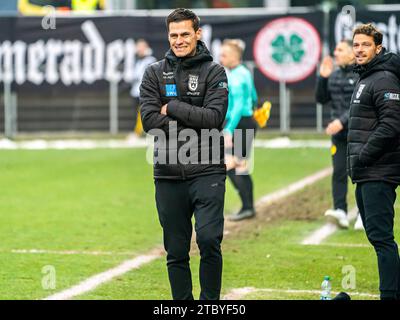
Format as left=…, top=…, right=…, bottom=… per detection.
left=353, top=48, right=400, bottom=79
left=165, top=41, right=213, bottom=68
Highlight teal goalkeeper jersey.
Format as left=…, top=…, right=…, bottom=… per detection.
left=224, top=64, right=258, bottom=135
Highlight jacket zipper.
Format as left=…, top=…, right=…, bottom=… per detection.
left=174, top=60, right=186, bottom=180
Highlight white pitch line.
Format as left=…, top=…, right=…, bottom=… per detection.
left=254, top=137, right=330, bottom=149
left=307, top=243, right=370, bottom=248
left=0, top=137, right=329, bottom=150
left=301, top=207, right=358, bottom=245
left=256, top=167, right=333, bottom=208
left=42, top=167, right=332, bottom=300
left=9, top=249, right=136, bottom=256
left=222, top=287, right=379, bottom=300
left=0, top=137, right=148, bottom=150
left=301, top=223, right=338, bottom=245
left=223, top=287, right=256, bottom=300
left=43, top=247, right=164, bottom=300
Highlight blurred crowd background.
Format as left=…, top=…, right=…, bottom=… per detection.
left=0, top=1, right=399, bottom=138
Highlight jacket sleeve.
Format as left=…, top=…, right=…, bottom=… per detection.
left=315, top=76, right=331, bottom=104
left=359, top=74, right=400, bottom=165
left=166, top=64, right=228, bottom=130
left=339, top=109, right=349, bottom=128
left=140, top=65, right=185, bottom=135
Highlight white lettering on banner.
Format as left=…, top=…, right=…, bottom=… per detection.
left=123, top=39, right=136, bottom=83
left=60, top=40, right=82, bottom=85
left=0, top=21, right=222, bottom=86
left=106, top=40, right=124, bottom=83
left=45, top=39, right=63, bottom=84
left=14, top=41, right=27, bottom=85
left=27, top=40, right=46, bottom=85
left=0, top=20, right=137, bottom=85
left=81, top=20, right=105, bottom=84
left=335, top=13, right=400, bottom=54
left=0, top=41, right=13, bottom=83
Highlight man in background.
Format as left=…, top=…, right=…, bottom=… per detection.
left=316, top=39, right=363, bottom=230
left=130, top=39, right=156, bottom=137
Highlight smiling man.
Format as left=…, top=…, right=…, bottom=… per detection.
left=139, top=8, right=228, bottom=300
left=348, top=23, right=400, bottom=300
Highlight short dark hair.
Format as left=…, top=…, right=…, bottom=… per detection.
left=166, top=8, right=200, bottom=32
left=353, top=23, right=383, bottom=46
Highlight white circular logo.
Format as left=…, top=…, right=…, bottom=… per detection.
left=253, top=17, right=321, bottom=83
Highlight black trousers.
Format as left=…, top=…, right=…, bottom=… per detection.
left=155, top=173, right=226, bottom=300
left=331, top=136, right=348, bottom=213
left=355, top=181, right=399, bottom=299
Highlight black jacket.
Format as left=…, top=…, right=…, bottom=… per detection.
left=140, top=41, right=228, bottom=180
left=315, top=65, right=359, bottom=140
left=347, top=49, right=400, bottom=184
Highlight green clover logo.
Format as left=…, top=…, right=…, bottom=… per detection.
left=271, top=33, right=305, bottom=64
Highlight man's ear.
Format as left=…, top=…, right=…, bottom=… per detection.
left=196, top=28, right=202, bottom=41
left=376, top=44, right=383, bottom=54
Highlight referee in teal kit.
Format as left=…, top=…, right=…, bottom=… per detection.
left=219, top=39, right=258, bottom=222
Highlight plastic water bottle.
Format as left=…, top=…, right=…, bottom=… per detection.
left=320, top=276, right=332, bottom=300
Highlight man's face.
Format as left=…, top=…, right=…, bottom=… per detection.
left=353, top=34, right=382, bottom=65
left=136, top=41, right=149, bottom=58
left=168, top=20, right=201, bottom=58
left=333, top=41, right=354, bottom=67
left=219, top=45, right=240, bottom=69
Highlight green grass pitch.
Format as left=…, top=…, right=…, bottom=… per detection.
left=0, top=147, right=398, bottom=300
